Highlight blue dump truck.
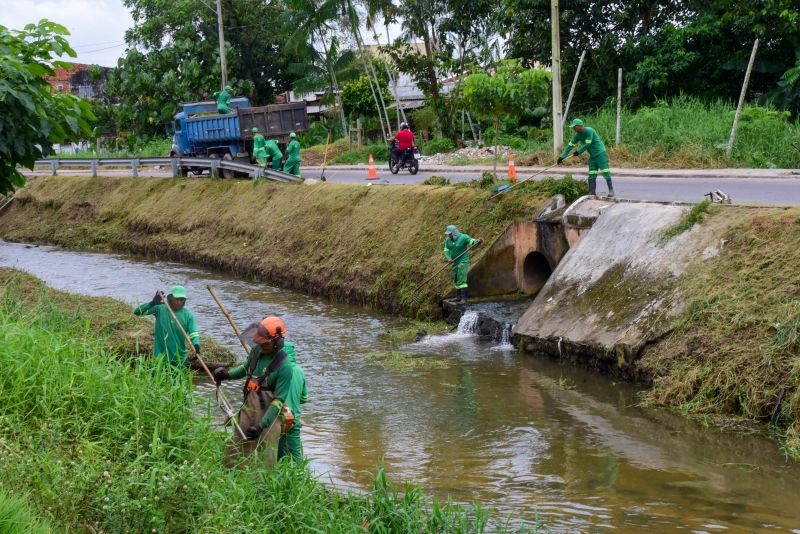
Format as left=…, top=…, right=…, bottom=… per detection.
left=170, top=97, right=308, bottom=177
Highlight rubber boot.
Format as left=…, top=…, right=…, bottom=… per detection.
left=461, top=288, right=469, bottom=302
left=606, top=178, right=615, bottom=198
left=588, top=179, right=597, bottom=196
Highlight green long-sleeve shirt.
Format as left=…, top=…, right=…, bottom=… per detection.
left=216, top=91, right=231, bottom=113
left=265, top=139, right=282, bottom=158
left=253, top=134, right=267, bottom=151
left=228, top=342, right=308, bottom=428
left=133, top=302, right=200, bottom=366
left=285, top=139, right=301, bottom=163
left=444, top=233, right=478, bottom=266
left=561, top=126, right=607, bottom=160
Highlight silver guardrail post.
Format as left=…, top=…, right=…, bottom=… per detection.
left=91, top=159, right=98, bottom=178
left=170, top=158, right=180, bottom=178
left=50, top=160, right=58, bottom=176
left=131, top=159, right=139, bottom=178
left=210, top=158, right=220, bottom=178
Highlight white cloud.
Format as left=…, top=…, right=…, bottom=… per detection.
left=0, top=0, right=134, bottom=67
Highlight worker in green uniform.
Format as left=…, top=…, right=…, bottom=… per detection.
left=213, top=316, right=307, bottom=461
left=444, top=225, right=484, bottom=302
left=133, top=285, right=200, bottom=367
left=252, top=127, right=268, bottom=167
left=216, top=85, right=233, bottom=114
left=265, top=138, right=283, bottom=170
left=283, top=132, right=302, bottom=176
left=558, top=118, right=614, bottom=197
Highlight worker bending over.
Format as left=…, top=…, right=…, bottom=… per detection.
left=444, top=225, right=484, bottom=302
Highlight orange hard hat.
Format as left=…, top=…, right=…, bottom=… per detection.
left=253, top=316, right=286, bottom=343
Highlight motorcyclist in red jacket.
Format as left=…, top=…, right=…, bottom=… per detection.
left=388, top=122, right=414, bottom=171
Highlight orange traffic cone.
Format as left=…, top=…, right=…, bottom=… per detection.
left=367, top=154, right=378, bottom=180
left=508, top=153, right=517, bottom=182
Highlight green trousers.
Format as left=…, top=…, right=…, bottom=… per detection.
left=451, top=262, right=469, bottom=289
left=588, top=153, right=612, bottom=183
left=283, top=160, right=301, bottom=176
left=277, top=427, right=302, bottom=461
left=254, top=149, right=267, bottom=167
left=270, top=154, right=283, bottom=170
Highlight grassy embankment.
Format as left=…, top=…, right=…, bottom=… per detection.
left=0, top=269, right=513, bottom=532
left=0, top=269, right=235, bottom=368
left=636, top=206, right=800, bottom=460
left=307, top=98, right=800, bottom=169
left=0, top=176, right=553, bottom=317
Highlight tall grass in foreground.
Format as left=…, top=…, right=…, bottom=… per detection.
left=0, top=491, right=52, bottom=534
left=0, top=278, right=528, bottom=532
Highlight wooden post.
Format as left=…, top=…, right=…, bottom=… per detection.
left=551, top=0, right=563, bottom=159
left=615, top=68, right=622, bottom=146
left=728, top=39, right=759, bottom=157
left=357, top=118, right=363, bottom=148
left=562, top=50, right=585, bottom=127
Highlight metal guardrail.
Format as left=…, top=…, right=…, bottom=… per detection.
left=32, top=157, right=303, bottom=183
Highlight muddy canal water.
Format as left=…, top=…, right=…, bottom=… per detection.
left=3, top=241, right=800, bottom=532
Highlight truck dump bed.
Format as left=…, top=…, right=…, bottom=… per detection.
left=238, top=102, right=308, bottom=142
left=185, top=113, right=241, bottom=144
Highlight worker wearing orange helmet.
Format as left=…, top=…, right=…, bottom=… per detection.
left=213, top=316, right=307, bottom=461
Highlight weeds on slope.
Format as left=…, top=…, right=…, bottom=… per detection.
left=658, top=200, right=712, bottom=245
left=637, top=208, right=800, bottom=460
left=0, top=274, right=529, bottom=532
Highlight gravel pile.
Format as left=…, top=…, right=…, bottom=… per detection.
left=420, top=145, right=513, bottom=165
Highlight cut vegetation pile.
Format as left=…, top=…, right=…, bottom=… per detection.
left=0, top=271, right=504, bottom=532
left=636, top=207, right=800, bottom=459
left=0, top=176, right=549, bottom=316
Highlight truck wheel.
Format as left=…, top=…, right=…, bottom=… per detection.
left=222, top=153, right=235, bottom=179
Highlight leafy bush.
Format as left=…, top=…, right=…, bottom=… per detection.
left=422, top=175, right=450, bottom=186
left=421, top=138, right=456, bottom=155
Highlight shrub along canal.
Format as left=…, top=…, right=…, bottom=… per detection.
left=4, top=240, right=800, bottom=532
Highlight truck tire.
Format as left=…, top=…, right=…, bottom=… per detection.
left=222, top=153, right=235, bottom=179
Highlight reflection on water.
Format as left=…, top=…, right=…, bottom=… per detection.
left=3, top=241, right=800, bottom=532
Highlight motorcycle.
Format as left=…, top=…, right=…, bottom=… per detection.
left=388, top=139, right=420, bottom=175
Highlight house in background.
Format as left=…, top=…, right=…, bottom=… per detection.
left=44, top=63, right=110, bottom=100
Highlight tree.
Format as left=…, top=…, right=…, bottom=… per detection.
left=462, top=60, right=551, bottom=177
left=341, top=73, right=393, bottom=119
left=105, top=0, right=302, bottom=139
left=0, top=20, right=94, bottom=194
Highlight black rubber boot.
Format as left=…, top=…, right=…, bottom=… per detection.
left=588, top=179, right=597, bottom=196
left=606, top=178, right=615, bottom=197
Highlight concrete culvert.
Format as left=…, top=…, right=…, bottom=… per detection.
left=522, top=251, right=552, bottom=293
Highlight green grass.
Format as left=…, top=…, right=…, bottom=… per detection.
left=330, top=142, right=390, bottom=164
left=658, top=200, right=712, bottom=245
left=365, top=351, right=451, bottom=371
left=499, top=97, right=800, bottom=169
left=379, top=319, right=453, bottom=347
left=0, top=491, right=53, bottom=534
left=52, top=137, right=172, bottom=159
left=0, top=272, right=528, bottom=532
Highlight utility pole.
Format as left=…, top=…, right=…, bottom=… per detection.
left=551, top=0, right=563, bottom=158
left=216, top=0, right=228, bottom=89
left=728, top=39, right=759, bottom=157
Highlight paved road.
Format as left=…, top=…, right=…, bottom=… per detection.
left=24, top=165, right=800, bottom=205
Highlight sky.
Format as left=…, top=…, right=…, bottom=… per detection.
left=1, top=0, right=134, bottom=67
left=2, top=0, right=399, bottom=69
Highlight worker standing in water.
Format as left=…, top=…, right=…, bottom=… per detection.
left=444, top=225, right=484, bottom=302
left=133, top=285, right=200, bottom=368
left=213, top=316, right=307, bottom=461
left=283, top=132, right=302, bottom=176
left=557, top=118, right=615, bottom=197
